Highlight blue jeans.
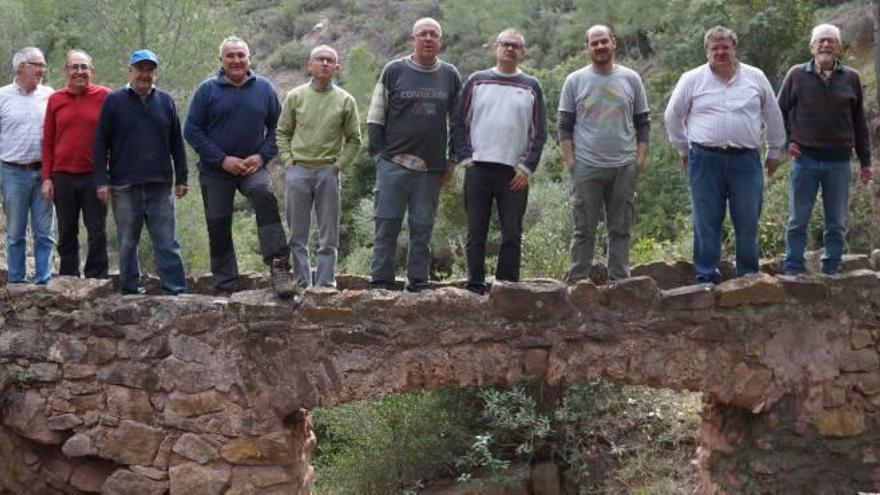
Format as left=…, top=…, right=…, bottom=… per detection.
left=688, top=146, right=763, bottom=283
left=369, top=158, right=442, bottom=287
left=1, top=164, right=55, bottom=283
left=285, top=165, right=340, bottom=288
left=784, top=155, right=851, bottom=275
left=111, top=183, right=187, bottom=294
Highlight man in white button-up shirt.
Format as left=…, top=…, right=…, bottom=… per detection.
left=664, top=26, right=785, bottom=284
left=0, top=47, right=54, bottom=285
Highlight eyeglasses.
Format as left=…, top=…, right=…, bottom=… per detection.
left=66, top=63, right=91, bottom=71
left=414, top=30, right=441, bottom=40
left=25, top=61, right=46, bottom=69
left=497, top=41, right=524, bottom=50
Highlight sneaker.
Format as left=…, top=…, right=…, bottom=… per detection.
left=404, top=281, right=429, bottom=293
left=270, top=258, right=296, bottom=298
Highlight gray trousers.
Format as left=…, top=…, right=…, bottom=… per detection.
left=567, top=162, right=638, bottom=282
left=285, top=165, right=340, bottom=287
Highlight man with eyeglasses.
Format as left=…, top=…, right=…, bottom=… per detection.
left=0, top=47, right=54, bottom=285
left=453, top=28, right=547, bottom=295
left=185, top=36, right=295, bottom=298
left=41, top=50, right=111, bottom=279
left=559, top=25, right=650, bottom=283
left=367, top=17, right=463, bottom=292
left=778, top=24, right=874, bottom=276
left=277, top=45, right=361, bottom=289
left=93, top=49, right=189, bottom=295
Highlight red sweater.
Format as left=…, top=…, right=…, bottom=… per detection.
left=41, top=84, right=110, bottom=179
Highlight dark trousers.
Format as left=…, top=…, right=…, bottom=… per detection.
left=199, top=169, right=289, bottom=291
left=52, top=172, right=107, bottom=278
left=465, top=163, right=528, bottom=290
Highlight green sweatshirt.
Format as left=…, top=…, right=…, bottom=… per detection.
left=277, top=81, right=362, bottom=169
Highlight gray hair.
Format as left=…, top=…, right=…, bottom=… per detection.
left=12, top=47, right=43, bottom=74
left=309, top=45, right=338, bottom=62
left=65, top=49, right=92, bottom=67
left=412, top=17, right=442, bottom=37
left=703, top=26, right=737, bottom=50
left=810, top=24, right=841, bottom=45
left=219, top=36, right=250, bottom=57
left=496, top=28, right=525, bottom=46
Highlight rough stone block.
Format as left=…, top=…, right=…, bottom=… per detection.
left=47, top=413, right=82, bottom=431
left=101, top=468, right=167, bottom=495
left=851, top=327, right=877, bottom=350
left=96, top=362, right=161, bottom=391
left=94, top=420, right=166, bottom=465
left=62, top=433, right=93, bottom=457
left=165, top=390, right=227, bottom=418
left=230, top=466, right=292, bottom=490
left=221, top=431, right=294, bottom=465
left=46, top=276, right=114, bottom=303
left=63, top=363, right=97, bottom=379
left=842, top=254, right=872, bottom=272
left=69, top=460, right=115, bottom=492
left=169, top=463, right=231, bottom=495
left=1, top=389, right=65, bottom=445
left=661, top=284, right=714, bottom=310
left=830, top=269, right=880, bottom=290
left=173, top=433, right=219, bottom=465
left=602, top=276, right=661, bottom=311
left=779, top=276, right=830, bottom=302
left=716, top=273, right=782, bottom=307
left=106, top=385, right=154, bottom=422
left=567, top=280, right=604, bottom=312
left=229, top=290, right=293, bottom=320
left=489, top=280, right=573, bottom=322
left=130, top=465, right=168, bottom=481
left=811, top=408, right=866, bottom=438
left=28, top=362, right=59, bottom=382
left=841, top=349, right=880, bottom=372
left=853, top=372, right=880, bottom=396
left=632, top=260, right=695, bottom=290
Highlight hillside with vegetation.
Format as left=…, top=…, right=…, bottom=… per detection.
left=1, top=0, right=879, bottom=492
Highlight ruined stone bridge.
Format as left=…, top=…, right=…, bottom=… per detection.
left=1, top=261, right=880, bottom=494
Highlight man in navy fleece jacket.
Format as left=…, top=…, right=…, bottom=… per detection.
left=185, top=36, right=294, bottom=298
left=93, top=49, right=188, bottom=295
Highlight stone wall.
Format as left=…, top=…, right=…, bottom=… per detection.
left=1, top=266, right=880, bottom=493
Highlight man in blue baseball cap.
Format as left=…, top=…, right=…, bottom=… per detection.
left=93, top=49, right=189, bottom=295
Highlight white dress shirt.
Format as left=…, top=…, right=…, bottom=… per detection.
left=0, top=80, right=52, bottom=163
left=664, top=62, right=785, bottom=160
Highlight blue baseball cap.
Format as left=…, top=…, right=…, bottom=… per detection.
left=128, top=49, right=159, bottom=67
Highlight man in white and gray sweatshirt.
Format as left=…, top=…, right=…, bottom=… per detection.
left=454, top=28, right=547, bottom=295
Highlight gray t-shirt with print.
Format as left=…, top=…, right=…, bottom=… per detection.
left=558, top=64, right=648, bottom=168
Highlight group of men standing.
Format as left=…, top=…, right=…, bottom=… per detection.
left=0, top=19, right=871, bottom=295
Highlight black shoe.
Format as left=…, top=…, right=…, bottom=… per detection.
left=122, top=287, right=147, bottom=295
left=404, top=282, right=428, bottom=293
left=466, top=283, right=487, bottom=296
left=369, top=280, right=395, bottom=290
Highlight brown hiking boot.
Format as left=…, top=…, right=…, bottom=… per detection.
left=270, top=257, right=296, bottom=299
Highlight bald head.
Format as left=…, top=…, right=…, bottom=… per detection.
left=585, top=24, right=613, bottom=42
left=412, top=17, right=442, bottom=37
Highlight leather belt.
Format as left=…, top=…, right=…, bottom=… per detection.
left=692, top=143, right=754, bottom=155
left=3, top=160, right=41, bottom=171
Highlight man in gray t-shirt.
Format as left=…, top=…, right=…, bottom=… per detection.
left=558, top=25, right=650, bottom=282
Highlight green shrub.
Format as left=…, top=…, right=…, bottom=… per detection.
left=312, top=389, right=480, bottom=494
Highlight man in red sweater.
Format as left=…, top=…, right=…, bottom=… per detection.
left=41, top=50, right=111, bottom=278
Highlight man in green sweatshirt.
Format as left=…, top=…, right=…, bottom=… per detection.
left=277, top=45, right=361, bottom=288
